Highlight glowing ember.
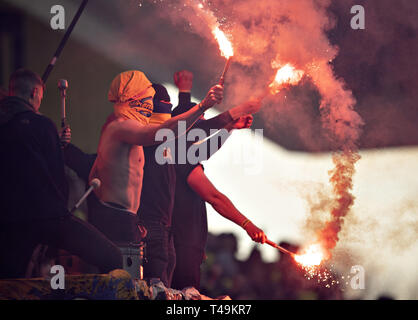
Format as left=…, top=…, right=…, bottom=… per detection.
left=212, top=26, right=234, bottom=58
left=294, top=244, right=324, bottom=267
left=269, top=63, right=304, bottom=94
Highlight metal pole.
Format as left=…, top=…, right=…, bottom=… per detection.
left=58, top=79, right=68, bottom=128
left=42, top=0, right=89, bottom=83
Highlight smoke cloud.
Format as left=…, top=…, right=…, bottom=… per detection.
left=150, top=0, right=364, bottom=259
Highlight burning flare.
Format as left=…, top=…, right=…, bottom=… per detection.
left=294, top=243, right=324, bottom=267
left=212, top=26, right=234, bottom=58
left=269, top=63, right=304, bottom=94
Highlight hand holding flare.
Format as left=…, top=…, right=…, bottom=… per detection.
left=213, top=26, right=234, bottom=85
left=266, top=239, right=325, bottom=268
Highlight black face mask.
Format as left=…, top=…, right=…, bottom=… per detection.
left=153, top=100, right=173, bottom=114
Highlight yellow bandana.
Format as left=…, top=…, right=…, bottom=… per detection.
left=108, top=70, right=155, bottom=125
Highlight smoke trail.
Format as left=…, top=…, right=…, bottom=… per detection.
left=151, top=0, right=364, bottom=258
left=307, top=60, right=363, bottom=258
left=317, top=151, right=361, bottom=258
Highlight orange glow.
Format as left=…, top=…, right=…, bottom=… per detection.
left=269, top=63, right=304, bottom=94
left=294, top=243, right=324, bottom=267
left=212, top=26, right=234, bottom=58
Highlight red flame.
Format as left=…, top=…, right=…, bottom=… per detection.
left=212, top=26, right=234, bottom=59
left=269, top=63, right=304, bottom=94
left=294, top=243, right=325, bottom=267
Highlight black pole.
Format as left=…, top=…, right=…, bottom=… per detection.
left=42, top=0, right=89, bottom=83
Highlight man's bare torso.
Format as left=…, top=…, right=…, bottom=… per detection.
left=90, top=118, right=144, bottom=214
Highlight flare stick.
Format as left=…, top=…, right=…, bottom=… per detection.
left=219, top=58, right=232, bottom=86
left=266, top=239, right=296, bottom=257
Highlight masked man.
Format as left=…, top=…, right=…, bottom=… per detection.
left=88, top=70, right=223, bottom=243
left=140, top=77, right=265, bottom=290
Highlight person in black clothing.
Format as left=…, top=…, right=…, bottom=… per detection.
left=172, top=70, right=197, bottom=117
left=138, top=84, right=177, bottom=287
left=64, top=144, right=97, bottom=183
left=61, top=77, right=262, bottom=288
left=0, top=69, right=122, bottom=279
left=139, top=81, right=261, bottom=289
left=171, top=70, right=267, bottom=291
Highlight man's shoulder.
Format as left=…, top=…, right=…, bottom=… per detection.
left=9, top=113, right=59, bottom=145
left=104, top=118, right=148, bottom=140
left=104, top=117, right=134, bottom=131
left=28, top=113, right=57, bottom=131
left=110, top=118, right=145, bottom=128
left=6, top=109, right=55, bottom=129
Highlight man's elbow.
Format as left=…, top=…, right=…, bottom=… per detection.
left=204, top=191, right=224, bottom=207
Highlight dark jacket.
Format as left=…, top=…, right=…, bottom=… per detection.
left=64, top=143, right=96, bottom=182
left=0, top=97, right=69, bottom=223
left=171, top=92, right=232, bottom=248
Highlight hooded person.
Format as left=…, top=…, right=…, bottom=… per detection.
left=137, top=83, right=177, bottom=287
left=88, top=70, right=156, bottom=244
left=138, top=83, right=244, bottom=289
left=88, top=70, right=225, bottom=244
left=148, top=83, right=172, bottom=124
left=138, top=79, right=266, bottom=290
left=108, top=70, right=155, bottom=125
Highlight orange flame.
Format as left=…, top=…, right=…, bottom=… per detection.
left=294, top=243, right=324, bottom=267
left=212, top=26, right=234, bottom=59
left=269, top=63, right=304, bottom=94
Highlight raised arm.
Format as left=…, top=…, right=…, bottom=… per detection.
left=112, top=85, right=223, bottom=146
left=190, top=114, right=254, bottom=161
left=194, top=111, right=232, bottom=134
left=186, top=165, right=266, bottom=243
left=173, top=69, right=261, bottom=132
left=196, top=99, right=261, bottom=135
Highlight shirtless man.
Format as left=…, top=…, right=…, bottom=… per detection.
left=88, top=70, right=224, bottom=242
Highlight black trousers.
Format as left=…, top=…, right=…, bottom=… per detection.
left=87, top=194, right=143, bottom=244
left=140, top=221, right=176, bottom=288
left=0, top=215, right=123, bottom=279
left=171, top=243, right=205, bottom=290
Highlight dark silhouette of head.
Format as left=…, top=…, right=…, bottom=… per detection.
left=8, top=69, right=44, bottom=111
